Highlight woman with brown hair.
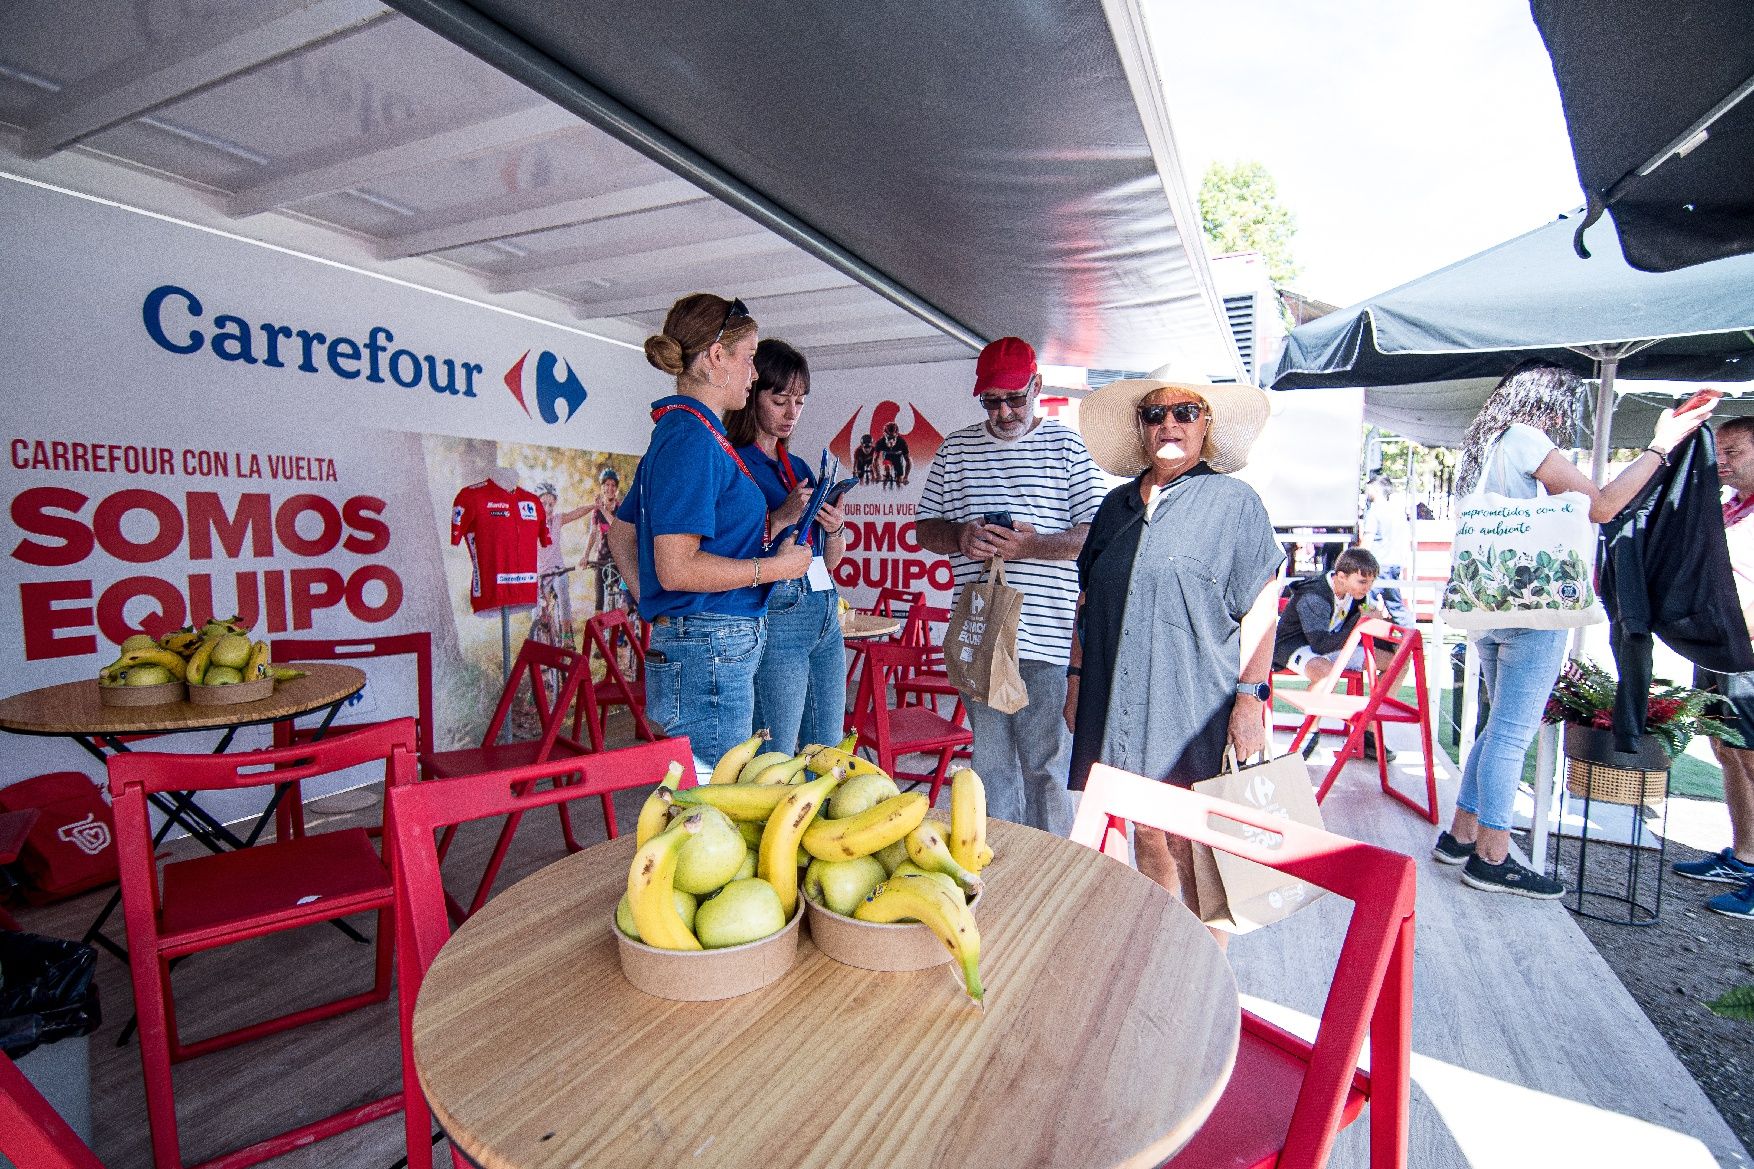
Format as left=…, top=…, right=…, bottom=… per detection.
left=607, top=294, right=812, bottom=773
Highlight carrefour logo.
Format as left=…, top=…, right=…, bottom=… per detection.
left=504, top=350, right=588, bottom=424
left=142, top=283, right=484, bottom=397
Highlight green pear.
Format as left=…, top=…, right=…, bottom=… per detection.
left=806, top=856, right=888, bottom=916
left=124, top=664, right=173, bottom=686
left=615, top=889, right=698, bottom=943
left=827, top=772, right=902, bottom=819
left=120, top=634, right=157, bottom=653
left=210, top=633, right=252, bottom=670
left=738, top=750, right=793, bottom=784
left=732, top=850, right=757, bottom=882
left=673, top=805, right=748, bottom=895
left=737, top=819, right=764, bottom=848
left=874, top=839, right=910, bottom=874
left=693, top=878, right=785, bottom=948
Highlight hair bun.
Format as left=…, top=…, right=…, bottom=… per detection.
left=644, top=333, right=685, bottom=375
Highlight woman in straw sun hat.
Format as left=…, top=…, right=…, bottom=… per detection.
left=1065, top=374, right=1283, bottom=903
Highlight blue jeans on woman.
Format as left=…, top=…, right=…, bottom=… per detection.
left=1456, top=626, right=1569, bottom=831
left=751, top=582, right=847, bottom=754
left=644, top=611, right=766, bottom=776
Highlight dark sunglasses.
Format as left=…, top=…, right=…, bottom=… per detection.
left=711, top=297, right=750, bottom=347
left=979, top=391, right=1032, bottom=412
left=1137, top=401, right=1205, bottom=426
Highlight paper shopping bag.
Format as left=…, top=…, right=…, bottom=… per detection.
left=1189, top=750, right=1328, bottom=934
left=943, top=558, right=1029, bottom=714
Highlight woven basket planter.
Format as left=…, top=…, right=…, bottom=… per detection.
left=1563, top=725, right=1671, bottom=807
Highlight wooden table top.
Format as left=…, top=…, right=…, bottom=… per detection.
left=413, top=819, right=1239, bottom=1169
left=841, top=613, right=903, bottom=641
left=0, top=663, right=366, bottom=737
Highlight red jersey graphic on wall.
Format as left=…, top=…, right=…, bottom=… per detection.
left=450, top=480, right=550, bottom=612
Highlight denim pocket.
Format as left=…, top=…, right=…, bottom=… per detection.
left=766, top=580, right=807, bottom=616
left=709, top=621, right=764, bottom=666
left=643, top=658, right=683, bottom=732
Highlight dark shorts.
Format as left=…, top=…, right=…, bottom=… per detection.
left=1696, top=666, right=1754, bottom=746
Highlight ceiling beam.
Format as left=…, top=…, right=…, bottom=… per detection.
left=227, top=101, right=578, bottom=217
left=20, top=0, right=389, bottom=159
left=572, top=271, right=859, bottom=320
left=379, top=177, right=707, bottom=258
left=483, top=232, right=790, bottom=295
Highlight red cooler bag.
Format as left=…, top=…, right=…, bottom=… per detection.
left=0, top=772, right=118, bottom=902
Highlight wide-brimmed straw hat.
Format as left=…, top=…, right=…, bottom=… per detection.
left=1079, top=375, right=1270, bottom=476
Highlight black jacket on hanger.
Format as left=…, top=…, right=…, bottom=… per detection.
left=1599, top=426, right=1754, bottom=751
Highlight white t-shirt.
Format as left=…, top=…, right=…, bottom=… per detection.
left=1479, top=423, right=1558, bottom=498
left=919, top=418, right=1106, bottom=664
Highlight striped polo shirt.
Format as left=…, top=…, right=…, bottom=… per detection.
left=919, top=418, right=1107, bottom=664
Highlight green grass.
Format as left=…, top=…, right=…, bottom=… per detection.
left=1273, top=679, right=1725, bottom=801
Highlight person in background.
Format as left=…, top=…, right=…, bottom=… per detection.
left=1274, top=546, right=1393, bottom=762
left=1361, top=475, right=1412, bottom=625
left=1434, top=360, right=1714, bottom=898
left=1064, top=377, right=1282, bottom=902
left=853, top=433, right=877, bottom=484
left=876, top=421, right=911, bottom=487
left=581, top=467, right=624, bottom=613
left=534, top=480, right=587, bottom=642
left=916, top=337, right=1105, bottom=835
left=607, top=293, right=812, bottom=773
left=724, top=339, right=850, bottom=754
left=1674, top=414, right=1754, bottom=919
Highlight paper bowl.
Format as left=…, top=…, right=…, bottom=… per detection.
left=97, top=680, right=185, bottom=707
left=805, top=886, right=981, bottom=972
left=614, top=901, right=802, bottom=1001
left=186, top=677, right=274, bottom=705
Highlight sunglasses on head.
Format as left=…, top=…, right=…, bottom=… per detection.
left=1137, top=401, right=1205, bottom=426
left=711, top=297, right=750, bottom=347
left=979, top=391, right=1032, bottom=412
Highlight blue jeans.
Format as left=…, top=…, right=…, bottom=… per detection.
left=644, top=612, right=766, bottom=776
left=1456, top=627, right=1568, bottom=831
left=752, top=582, right=847, bottom=754
left=964, top=658, right=1075, bottom=835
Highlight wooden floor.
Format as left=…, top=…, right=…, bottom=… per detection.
left=7, top=715, right=1752, bottom=1168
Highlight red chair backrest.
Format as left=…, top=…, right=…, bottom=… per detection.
left=480, top=638, right=596, bottom=755
left=584, top=610, right=647, bottom=688
left=0, top=1052, right=105, bottom=1169
left=385, top=736, right=694, bottom=1169
left=855, top=643, right=935, bottom=747
left=270, top=633, right=435, bottom=761
left=865, top=587, right=924, bottom=620
left=1070, top=765, right=1415, bottom=1169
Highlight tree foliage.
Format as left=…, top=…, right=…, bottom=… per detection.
left=1199, top=160, right=1300, bottom=287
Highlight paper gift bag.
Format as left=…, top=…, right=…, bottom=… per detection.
left=943, top=557, right=1029, bottom=714
left=1189, top=750, right=1327, bottom=933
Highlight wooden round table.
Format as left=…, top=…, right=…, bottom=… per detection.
left=413, top=819, right=1239, bottom=1169
left=840, top=612, right=904, bottom=641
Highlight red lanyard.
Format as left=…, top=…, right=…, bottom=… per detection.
left=773, top=444, right=800, bottom=491
left=1727, top=493, right=1754, bottom=528
left=652, top=403, right=758, bottom=486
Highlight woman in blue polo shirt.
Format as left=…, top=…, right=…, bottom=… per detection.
left=606, top=293, right=813, bottom=772
left=725, top=339, right=850, bottom=753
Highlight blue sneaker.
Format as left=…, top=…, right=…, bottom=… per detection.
left=1672, top=848, right=1754, bottom=885
left=1707, top=879, right=1754, bottom=920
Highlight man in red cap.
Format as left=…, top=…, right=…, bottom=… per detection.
left=916, top=337, right=1106, bottom=835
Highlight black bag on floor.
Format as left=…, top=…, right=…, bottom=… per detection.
left=0, top=930, right=101, bottom=1060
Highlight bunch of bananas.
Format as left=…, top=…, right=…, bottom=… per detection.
left=98, top=615, right=309, bottom=689
left=619, top=732, right=992, bottom=1004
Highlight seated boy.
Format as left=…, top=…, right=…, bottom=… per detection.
left=1274, top=547, right=1383, bottom=683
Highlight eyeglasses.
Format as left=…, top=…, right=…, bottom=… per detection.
left=979, top=391, right=1032, bottom=412
left=711, top=297, right=750, bottom=347
left=1137, top=401, right=1205, bottom=426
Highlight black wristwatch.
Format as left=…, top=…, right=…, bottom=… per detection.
left=1235, top=681, right=1270, bottom=701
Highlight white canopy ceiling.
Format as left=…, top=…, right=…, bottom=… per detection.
left=1, top=0, right=1243, bottom=378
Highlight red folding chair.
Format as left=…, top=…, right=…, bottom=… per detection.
left=0, top=1050, right=106, bottom=1169
left=848, top=642, right=973, bottom=804
left=582, top=610, right=658, bottom=744
left=1280, top=618, right=1440, bottom=823
left=842, top=587, right=925, bottom=732
left=424, top=638, right=601, bottom=919
left=1267, top=596, right=1365, bottom=735
left=385, top=738, right=695, bottom=1169
left=107, top=720, right=417, bottom=1169
left=1070, top=764, right=1415, bottom=1169
left=270, top=632, right=436, bottom=840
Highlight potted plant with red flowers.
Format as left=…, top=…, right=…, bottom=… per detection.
left=1544, top=658, right=1742, bottom=804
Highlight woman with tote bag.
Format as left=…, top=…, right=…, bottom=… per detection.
left=1435, top=361, right=1716, bottom=898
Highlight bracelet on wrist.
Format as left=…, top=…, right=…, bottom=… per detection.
left=1644, top=445, right=1670, bottom=466
left=1066, top=665, right=1082, bottom=678
left=753, top=557, right=762, bottom=588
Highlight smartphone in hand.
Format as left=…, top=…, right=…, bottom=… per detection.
left=982, top=511, right=1015, bottom=530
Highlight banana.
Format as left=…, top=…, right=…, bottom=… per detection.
left=159, top=628, right=201, bottom=656
left=738, top=750, right=793, bottom=784
left=97, top=657, right=130, bottom=686
left=837, top=730, right=859, bottom=753
left=710, top=731, right=770, bottom=785
left=889, top=862, right=967, bottom=903
left=268, top=666, right=308, bottom=681
left=112, top=646, right=188, bottom=681
left=750, top=756, right=812, bottom=786
left=244, top=640, right=271, bottom=682
left=802, top=792, right=929, bottom=861
left=757, top=769, right=844, bottom=919
left=975, top=841, right=994, bottom=869
left=635, top=762, right=686, bottom=846
left=855, top=874, right=984, bottom=1004
left=672, top=781, right=796, bottom=823
left=803, top=745, right=887, bottom=780
left=626, top=813, right=704, bottom=950
left=185, top=635, right=219, bottom=685
left=948, top=767, right=988, bottom=873
left=905, top=820, right=983, bottom=896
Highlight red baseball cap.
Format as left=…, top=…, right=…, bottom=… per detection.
left=973, top=337, right=1037, bottom=395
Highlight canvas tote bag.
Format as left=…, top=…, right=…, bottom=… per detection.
left=1441, top=435, right=1606, bottom=629
left=1188, top=749, right=1327, bottom=934
left=942, top=557, right=1029, bottom=714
